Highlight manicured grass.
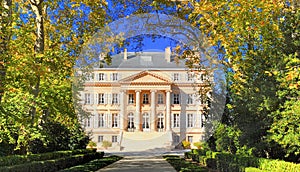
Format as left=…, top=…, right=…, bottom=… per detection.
left=163, top=155, right=208, bottom=172
left=59, top=155, right=122, bottom=172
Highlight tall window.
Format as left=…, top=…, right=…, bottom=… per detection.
left=98, top=135, right=103, bottom=142
left=112, top=113, right=119, bottom=128
left=187, top=136, right=193, bottom=143
left=172, top=113, right=180, bottom=128
left=173, top=73, right=179, bottom=81
left=187, top=73, right=193, bottom=81
left=98, top=113, right=105, bottom=127
left=174, top=135, right=180, bottom=143
left=84, top=93, right=91, bottom=104
left=98, top=93, right=105, bottom=104
left=112, top=73, right=118, bottom=81
left=128, top=94, right=134, bottom=104
left=86, top=117, right=91, bottom=127
left=127, top=113, right=134, bottom=130
left=112, top=93, right=119, bottom=104
left=187, top=113, right=194, bottom=128
left=112, top=136, right=118, bottom=143
left=157, top=94, right=164, bottom=104
left=173, top=94, right=180, bottom=104
left=143, top=93, right=149, bottom=104
left=157, top=113, right=164, bottom=130
left=187, top=94, right=194, bottom=105
left=99, top=73, right=105, bottom=81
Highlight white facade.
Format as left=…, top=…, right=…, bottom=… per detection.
left=80, top=48, right=211, bottom=151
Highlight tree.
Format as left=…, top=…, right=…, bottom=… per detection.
left=0, top=0, right=107, bottom=154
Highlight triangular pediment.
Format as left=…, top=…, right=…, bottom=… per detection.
left=119, top=71, right=171, bottom=84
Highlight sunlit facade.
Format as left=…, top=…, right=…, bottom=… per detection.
left=80, top=47, right=211, bottom=151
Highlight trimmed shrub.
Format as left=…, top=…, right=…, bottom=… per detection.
left=245, top=167, right=264, bottom=172
left=0, top=149, right=97, bottom=167
left=0, top=152, right=103, bottom=172
left=182, top=141, right=191, bottom=149
left=102, top=140, right=112, bottom=149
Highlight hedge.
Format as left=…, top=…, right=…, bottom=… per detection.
left=60, top=155, right=122, bottom=172
left=0, top=149, right=96, bottom=167
left=186, top=149, right=300, bottom=172
left=0, top=152, right=103, bottom=172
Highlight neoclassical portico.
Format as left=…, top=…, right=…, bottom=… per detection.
left=118, top=71, right=172, bottom=132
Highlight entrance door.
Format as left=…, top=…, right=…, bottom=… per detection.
left=157, top=113, right=164, bottom=132
left=127, top=112, right=134, bottom=132
left=142, top=112, right=150, bottom=131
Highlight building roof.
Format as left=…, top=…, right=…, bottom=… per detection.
left=101, top=52, right=186, bottom=69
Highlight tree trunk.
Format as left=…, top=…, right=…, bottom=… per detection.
left=29, top=0, right=44, bottom=124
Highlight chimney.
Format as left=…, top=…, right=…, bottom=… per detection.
left=124, top=48, right=127, bottom=60
left=165, top=47, right=171, bottom=62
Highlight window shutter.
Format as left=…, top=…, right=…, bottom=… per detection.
left=94, top=113, right=98, bottom=128
left=104, top=113, right=107, bottom=127
left=108, top=94, right=112, bottom=104
left=90, top=94, right=94, bottom=104
left=110, top=73, right=113, bottom=81
left=95, top=73, right=98, bottom=81
left=108, top=113, right=112, bottom=128
left=104, top=74, right=107, bottom=81
left=171, top=93, right=174, bottom=104
left=104, top=94, right=107, bottom=104
left=117, top=93, right=120, bottom=104
left=171, top=114, right=174, bottom=128
left=185, top=73, right=188, bottom=81
left=95, top=93, right=99, bottom=104
left=81, top=92, right=84, bottom=104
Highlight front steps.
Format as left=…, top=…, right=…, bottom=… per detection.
left=120, top=131, right=173, bottom=152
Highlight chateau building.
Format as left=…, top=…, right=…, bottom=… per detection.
left=80, top=47, right=211, bottom=151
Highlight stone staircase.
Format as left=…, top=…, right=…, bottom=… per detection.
left=120, top=131, right=173, bottom=152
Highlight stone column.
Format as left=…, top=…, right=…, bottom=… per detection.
left=135, top=90, right=141, bottom=131
left=150, top=90, right=156, bottom=131
left=120, top=90, right=125, bottom=130
left=166, top=90, right=171, bottom=131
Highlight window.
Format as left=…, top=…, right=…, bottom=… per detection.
left=127, top=113, right=134, bottom=130
left=112, top=93, right=119, bottom=104
left=187, top=136, right=193, bottom=143
left=172, top=113, right=180, bottom=128
left=187, top=73, right=193, bottom=81
left=187, top=114, right=194, bottom=128
left=98, top=113, right=105, bottom=127
left=98, top=93, right=105, bottom=104
left=98, top=135, right=103, bottom=142
left=173, top=73, right=179, bottom=81
left=86, top=117, right=91, bottom=127
left=187, top=94, right=194, bottom=105
left=157, top=113, right=164, bottom=129
left=84, top=93, right=91, bottom=104
left=128, top=94, right=134, bottom=104
left=157, top=94, right=164, bottom=104
left=174, top=135, right=180, bottom=143
left=143, top=94, right=149, bottom=104
left=99, top=73, right=105, bottom=81
left=112, top=73, right=118, bottom=81
left=112, top=113, right=119, bottom=128
left=173, top=93, right=180, bottom=104
left=112, top=136, right=118, bottom=143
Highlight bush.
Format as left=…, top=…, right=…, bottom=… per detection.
left=182, top=141, right=191, bottom=149
left=0, top=152, right=103, bottom=172
left=87, top=141, right=97, bottom=148
left=102, top=140, right=112, bottom=149
left=60, top=155, right=122, bottom=172
left=0, top=149, right=96, bottom=167
left=193, top=142, right=204, bottom=149
left=245, top=167, right=264, bottom=172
